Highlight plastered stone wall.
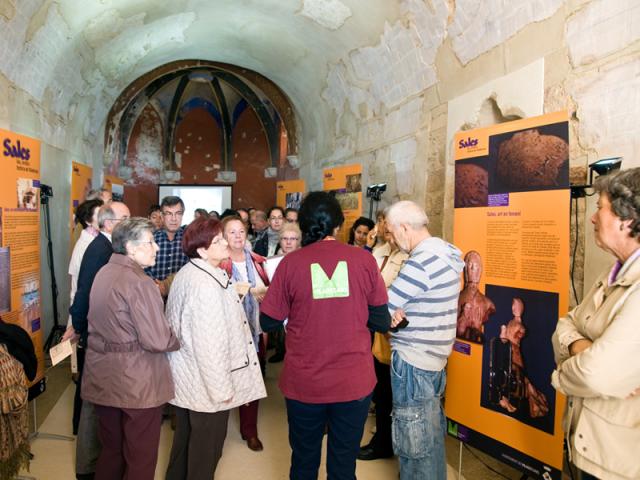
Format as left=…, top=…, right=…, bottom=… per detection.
left=315, top=0, right=639, bottom=300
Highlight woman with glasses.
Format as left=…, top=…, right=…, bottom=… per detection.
left=165, top=217, right=265, bottom=480
left=81, top=218, right=179, bottom=480
left=277, top=222, right=302, bottom=255
left=254, top=206, right=285, bottom=257
left=219, top=215, right=270, bottom=451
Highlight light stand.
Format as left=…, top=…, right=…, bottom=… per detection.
left=366, top=183, right=387, bottom=219
left=569, top=157, right=622, bottom=304
left=40, top=185, right=64, bottom=352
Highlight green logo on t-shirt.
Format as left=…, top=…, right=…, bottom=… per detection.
left=310, top=261, right=349, bottom=299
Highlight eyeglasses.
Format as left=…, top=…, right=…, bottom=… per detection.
left=163, top=211, right=184, bottom=218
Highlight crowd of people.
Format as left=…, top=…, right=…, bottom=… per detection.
left=54, top=169, right=640, bottom=480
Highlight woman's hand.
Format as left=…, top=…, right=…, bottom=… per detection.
left=569, top=338, right=592, bottom=356
left=250, top=286, right=268, bottom=302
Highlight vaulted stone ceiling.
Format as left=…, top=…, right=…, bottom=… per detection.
left=0, top=0, right=399, bottom=167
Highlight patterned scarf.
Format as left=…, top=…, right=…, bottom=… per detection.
left=230, top=248, right=260, bottom=350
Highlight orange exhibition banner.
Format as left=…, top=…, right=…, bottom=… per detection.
left=276, top=179, right=305, bottom=211
left=0, top=128, right=45, bottom=385
left=322, top=164, right=363, bottom=243
left=70, top=162, right=93, bottom=249
left=446, top=111, right=569, bottom=480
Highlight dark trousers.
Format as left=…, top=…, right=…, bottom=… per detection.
left=72, top=346, right=86, bottom=434
left=93, top=405, right=163, bottom=480
left=166, top=407, right=230, bottom=480
left=369, top=357, right=393, bottom=454
left=286, top=393, right=372, bottom=480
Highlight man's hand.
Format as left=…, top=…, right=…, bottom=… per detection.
left=568, top=338, right=592, bottom=356
left=61, top=325, right=79, bottom=343
left=391, top=309, right=406, bottom=329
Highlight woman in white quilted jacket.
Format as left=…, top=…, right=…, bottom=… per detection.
left=165, top=217, right=266, bottom=480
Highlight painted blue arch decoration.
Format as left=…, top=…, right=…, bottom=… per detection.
left=177, top=98, right=223, bottom=129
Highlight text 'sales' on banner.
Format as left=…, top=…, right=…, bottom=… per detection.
left=0, top=128, right=45, bottom=385
left=276, top=180, right=306, bottom=213
left=104, top=175, right=124, bottom=201
left=445, top=111, right=569, bottom=480
left=70, top=162, right=93, bottom=251
left=322, top=164, right=363, bottom=243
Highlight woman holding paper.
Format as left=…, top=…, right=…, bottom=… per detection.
left=220, top=215, right=270, bottom=451
left=551, top=168, right=640, bottom=480
left=165, top=217, right=265, bottom=479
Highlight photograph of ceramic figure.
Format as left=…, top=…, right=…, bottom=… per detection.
left=456, top=250, right=495, bottom=343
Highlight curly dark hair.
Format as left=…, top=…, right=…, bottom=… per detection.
left=594, top=167, right=640, bottom=239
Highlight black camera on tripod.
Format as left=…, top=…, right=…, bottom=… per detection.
left=40, top=184, right=53, bottom=204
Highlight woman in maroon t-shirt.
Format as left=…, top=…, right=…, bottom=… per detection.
left=260, top=191, right=391, bottom=480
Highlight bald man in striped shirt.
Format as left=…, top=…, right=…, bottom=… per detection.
left=385, top=201, right=464, bottom=480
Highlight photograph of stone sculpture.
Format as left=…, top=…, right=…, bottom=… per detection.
left=480, top=286, right=557, bottom=434
left=345, top=173, right=362, bottom=193
left=457, top=250, right=495, bottom=343
left=334, top=192, right=358, bottom=211
left=17, top=178, right=39, bottom=210
left=455, top=160, right=489, bottom=208
left=487, top=122, right=569, bottom=194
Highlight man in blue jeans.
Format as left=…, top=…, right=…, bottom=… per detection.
left=385, top=201, right=464, bottom=480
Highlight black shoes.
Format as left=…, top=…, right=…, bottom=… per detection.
left=357, top=444, right=394, bottom=461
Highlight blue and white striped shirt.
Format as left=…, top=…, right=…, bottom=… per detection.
left=388, top=237, right=464, bottom=371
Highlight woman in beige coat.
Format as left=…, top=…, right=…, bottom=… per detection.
left=82, top=218, right=179, bottom=480
left=552, top=168, right=640, bottom=480
left=165, top=217, right=266, bottom=480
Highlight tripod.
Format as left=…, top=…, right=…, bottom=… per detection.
left=41, top=191, right=64, bottom=352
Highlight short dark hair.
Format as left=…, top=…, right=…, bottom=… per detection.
left=147, top=204, right=161, bottom=216
left=299, top=191, right=344, bottom=246
left=285, top=207, right=298, bottom=215
left=160, top=196, right=184, bottom=211
left=267, top=206, right=285, bottom=219
left=74, top=199, right=103, bottom=229
left=182, top=217, right=223, bottom=258
left=220, top=208, right=239, bottom=219
left=348, top=216, right=375, bottom=245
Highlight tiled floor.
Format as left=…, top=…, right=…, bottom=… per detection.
left=21, top=360, right=524, bottom=479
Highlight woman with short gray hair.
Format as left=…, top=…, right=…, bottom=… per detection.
left=552, top=167, right=640, bottom=480
left=82, top=217, right=180, bottom=480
